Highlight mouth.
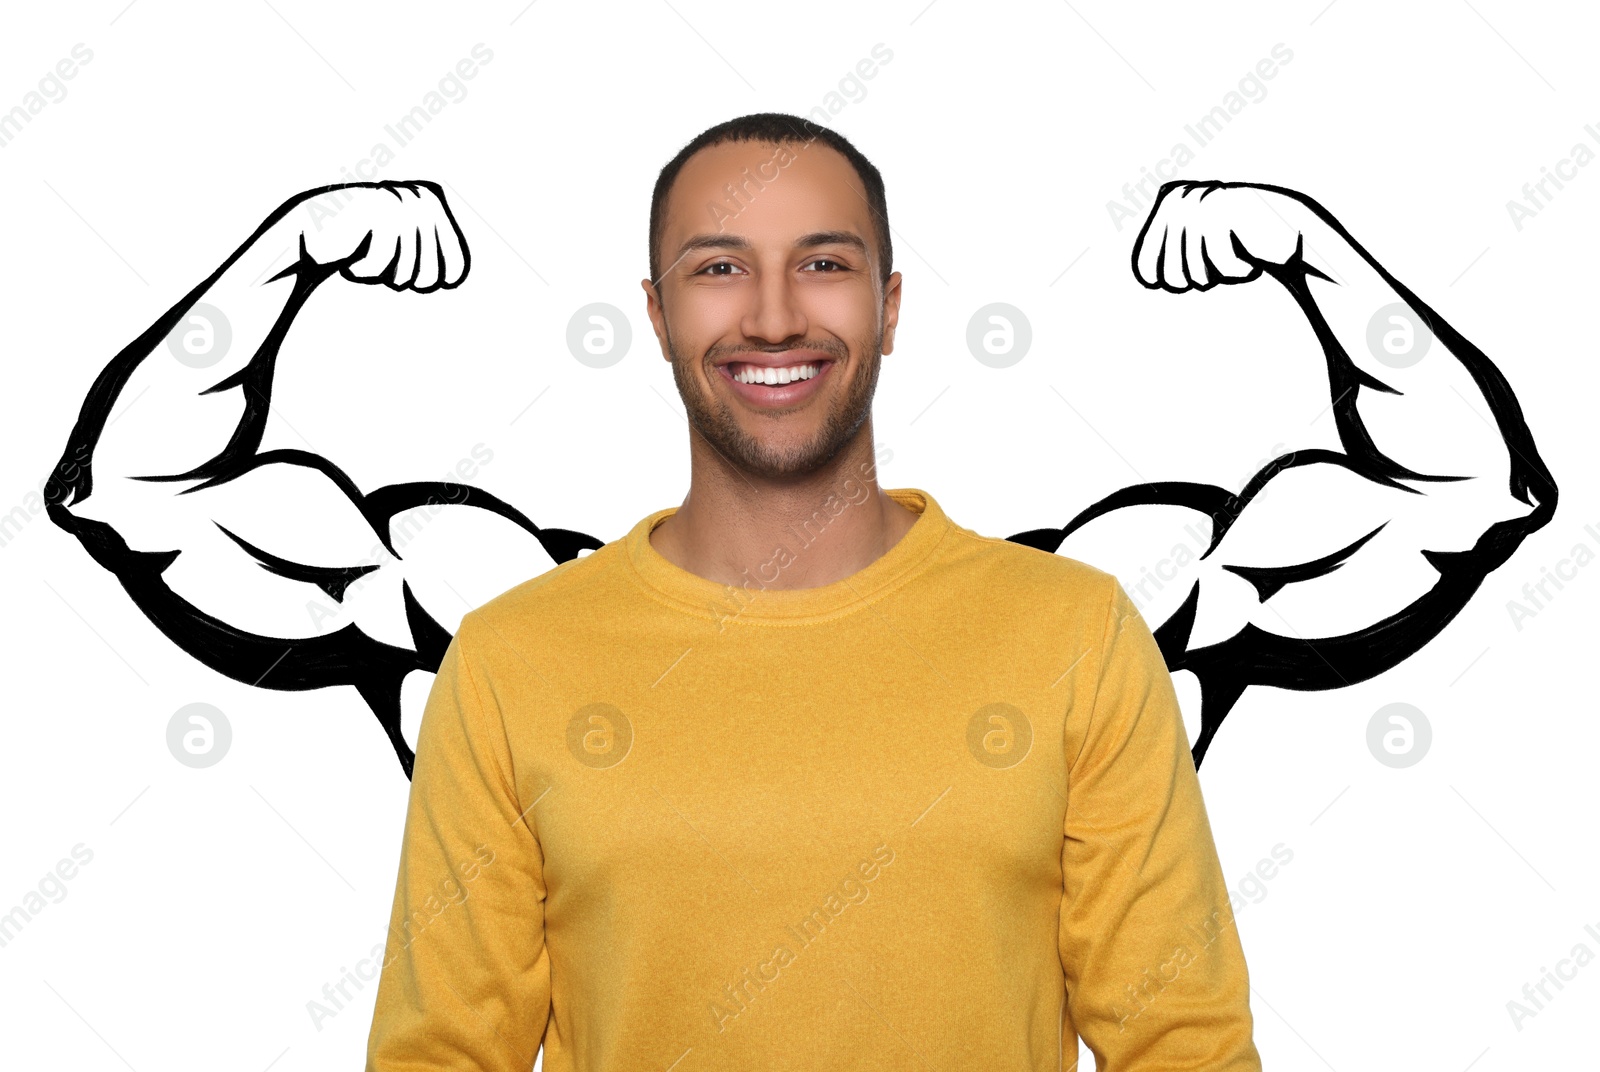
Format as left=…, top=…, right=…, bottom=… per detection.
left=715, top=358, right=836, bottom=409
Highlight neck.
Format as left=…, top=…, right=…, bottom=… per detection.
left=650, top=420, right=919, bottom=591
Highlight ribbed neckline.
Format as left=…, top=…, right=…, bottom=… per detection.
left=623, top=487, right=953, bottom=624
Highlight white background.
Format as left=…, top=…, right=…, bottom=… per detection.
left=2, top=1, right=1597, bottom=1068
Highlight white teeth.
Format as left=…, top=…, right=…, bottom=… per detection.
left=732, top=363, right=820, bottom=385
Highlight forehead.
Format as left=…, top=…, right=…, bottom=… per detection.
left=662, top=140, right=872, bottom=252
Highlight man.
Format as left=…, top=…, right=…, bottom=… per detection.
left=364, top=113, right=1263, bottom=1069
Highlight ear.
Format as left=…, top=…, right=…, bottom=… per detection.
left=641, top=277, right=670, bottom=360
left=880, top=271, right=903, bottom=355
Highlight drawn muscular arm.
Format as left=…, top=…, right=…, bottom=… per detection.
left=1104, top=181, right=1560, bottom=765
left=44, top=180, right=468, bottom=505
left=39, top=182, right=502, bottom=778
left=1133, top=180, right=1557, bottom=530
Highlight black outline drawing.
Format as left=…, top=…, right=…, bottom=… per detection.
left=44, top=182, right=601, bottom=779
left=1012, top=181, right=1555, bottom=763
left=45, top=179, right=1557, bottom=778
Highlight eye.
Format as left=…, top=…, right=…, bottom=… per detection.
left=803, top=258, right=849, bottom=272
left=695, top=261, right=744, bottom=276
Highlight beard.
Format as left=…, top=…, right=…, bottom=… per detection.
left=666, top=322, right=882, bottom=482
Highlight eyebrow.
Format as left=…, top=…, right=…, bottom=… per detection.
left=672, top=229, right=870, bottom=263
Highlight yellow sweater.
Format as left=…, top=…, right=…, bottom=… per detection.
left=365, top=487, right=1261, bottom=1070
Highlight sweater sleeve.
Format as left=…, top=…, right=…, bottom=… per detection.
left=366, top=611, right=552, bottom=1071
left=1059, top=578, right=1262, bottom=1070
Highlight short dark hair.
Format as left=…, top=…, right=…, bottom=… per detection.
left=648, top=112, right=893, bottom=290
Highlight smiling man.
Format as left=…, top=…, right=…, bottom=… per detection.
left=642, top=119, right=916, bottom=584
left=366, top=112, right=1262, bottom=1070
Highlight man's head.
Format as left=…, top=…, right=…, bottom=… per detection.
left=642, top=113, right=901, bottom=482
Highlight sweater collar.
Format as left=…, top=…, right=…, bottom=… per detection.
left=623, top=487, right=953, bottom=624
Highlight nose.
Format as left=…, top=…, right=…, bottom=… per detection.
left=739, top=265, right=808, bottom=345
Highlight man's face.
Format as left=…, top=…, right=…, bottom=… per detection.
left=643, top=139, right=901, bottom=482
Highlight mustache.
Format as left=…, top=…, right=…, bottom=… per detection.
left=706, top=339, right=850, bottom=363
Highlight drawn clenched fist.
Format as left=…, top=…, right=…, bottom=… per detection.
left=1132, top=180, right=1311, bottom=292
left=297, top=180, right=469, bottom=292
